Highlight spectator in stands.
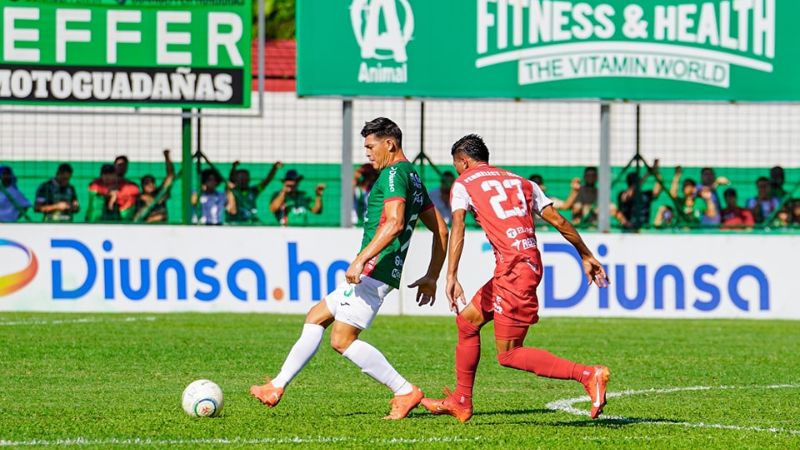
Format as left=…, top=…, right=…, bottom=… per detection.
left=791, top=199, right=800, bottom=226
left=86, top=164, right=121, bottom=222
left=192, top=168, right=236, bottom=225
left=770, top=166, right=786, bottom=199
left=747, top=176, right=781, bottom=224
left=269, top=169, right=324, bottom=226
left=670, top=166, right=720, bottom=226
left=429, top=170, right=455, bottom=224
left=34, top=163, right=79, bottom=222
left=721, top=188, right=755, bottom=229
left=0, top=165, right=31, bottom=222
left=134, top=150, right=175, bottom=223
left=560, top=167, right=598, bottom=226
left=113, top=155, right=140, bottom=221
left=700, top=166, right=728, bottom=214
left=654, top=205, right=675, bottom=228
left=353, top=163, right=378, bottom=226
left=615, top=166, right=662, bottom=229
left=227, top=160, right=283, bottom=224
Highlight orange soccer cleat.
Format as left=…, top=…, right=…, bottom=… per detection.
left=250, top=378, right=284, bottom=408
left=383, top=385, right=424, bottom=420
left=420, top=387, right=473, bottom=423
left=584, top=365, right=611, bottom=419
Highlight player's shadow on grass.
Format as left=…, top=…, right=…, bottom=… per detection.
left=550, top=416, right=682, bottom=429
left=476, top=408, right=554, bottom=417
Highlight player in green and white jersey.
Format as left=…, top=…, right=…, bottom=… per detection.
left=251, top=118, right=449, bottom=420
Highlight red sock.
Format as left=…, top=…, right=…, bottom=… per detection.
left=497, top=347, right=593, bottom=384
left=454, top=315, right=481, bottom=404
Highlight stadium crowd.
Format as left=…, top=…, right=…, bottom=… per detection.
left=0, top=156, right=797, bottom=230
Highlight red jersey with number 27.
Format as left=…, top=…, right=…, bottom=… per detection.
left=450, top=164, right=553, bottom=276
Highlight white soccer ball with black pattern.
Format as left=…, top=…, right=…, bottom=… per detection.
left=182, top=380, right=224, bottom=417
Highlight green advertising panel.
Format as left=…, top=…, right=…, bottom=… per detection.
left=298, top=0, right=800, bottom=101
left=0, top=0, right=252, bottom=107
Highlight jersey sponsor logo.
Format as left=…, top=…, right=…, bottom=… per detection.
left=412, top=191, right=424, bottom=205
left=409, top=172, right=423, bottom=189
left=350, top=0, right=414, bottom=84
left=391, top=268, right=401, bottom=280
left=506, top=226, right=534, bottom=239
left=388, top=166, right=398, bottom=192
left=511, top=237, right=537, bottom=251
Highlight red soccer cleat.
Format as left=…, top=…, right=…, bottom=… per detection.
left=420, top=387, right=473, bottom=423
left=583, top=365, right=611, bottom=419
left=250, top=378, right=284, bottom=408
left=383, top=385, right=424, bottom=420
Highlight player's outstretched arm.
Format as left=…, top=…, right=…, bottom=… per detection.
left=445, top=209, right=468, bottom=313
left=540, top=205, right=609, bottom=288
left=345, top=200, right=406, bottom=284
left=408, top=206, right=449, bottom=307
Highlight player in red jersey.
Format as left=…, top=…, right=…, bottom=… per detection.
left=421, top=134, right=611, bottom=423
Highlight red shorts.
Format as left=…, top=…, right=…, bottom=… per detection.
left=470, top=259, right=542, bottom=341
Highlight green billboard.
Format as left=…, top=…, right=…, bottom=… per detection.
left=298, top=0, right=800, bottom=101
left=0, top=0, right=252, bottom=107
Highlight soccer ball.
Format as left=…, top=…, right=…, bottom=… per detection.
left=181, top=379, right=224, bottom=417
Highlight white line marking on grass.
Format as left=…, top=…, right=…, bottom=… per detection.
left=0, top=436, right=481, bottom=447
left=546, top=384, right=800, bottom=435
left=0, top=317, right=157, bottom=327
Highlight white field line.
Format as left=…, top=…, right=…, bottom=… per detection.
left=0, top=317, right=157, bottom=326
left=0, top=436, right=481, bottom=447
left=546, top=384, right=800, bottom=435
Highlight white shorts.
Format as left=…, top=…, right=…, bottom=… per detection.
left=325, top=276, right=393, bottom=330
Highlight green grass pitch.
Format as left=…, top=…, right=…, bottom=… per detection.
left=1, top=313, right=799, bottom=449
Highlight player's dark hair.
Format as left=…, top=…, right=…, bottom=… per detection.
left=451, top=134, right=490, bottom=163
left=701, top=167, right=713, bottom=174
left=361, top=117, right=402, bottom=148
left=141, top=175, right=156, bottom=186
left=683, top=178, right=697, bottom=187
left=724, top=188, right=737, bottom=197
left=584, top=166, right=598, bottom=174
left=57, top=163, right=73, bottom=175
left=114, top=155, right=129, bottom=165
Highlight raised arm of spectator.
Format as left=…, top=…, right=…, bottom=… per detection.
left=700, top=187, right=717, bottom=218
left=269, top=185, right=288, bottom=213
left=651, top=159, right=664, bottom=197
left=162, top=149, right=175, bottom=189
left=311, top=184, right=325, bottom=214
left=225, top=180, right=237, bottom=215
left=258, top=161, right=283, bottom=192
left=559, top=177, right=581, bottom=211
left=670, top=166, right=682, bottom=198
left=228, top=160, right=240, bottom=183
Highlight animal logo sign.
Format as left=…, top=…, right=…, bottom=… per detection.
left=350, top=0, right=414, bottom=83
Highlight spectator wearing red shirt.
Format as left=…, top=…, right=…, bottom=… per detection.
left=113, top=155, right=140, bottom=220
left=721, top=188, right=754, bottom=229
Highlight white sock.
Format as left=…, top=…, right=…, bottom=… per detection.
left=271, top=324, right=324, bottom=389
left=342, top=340, right=413, bottom=396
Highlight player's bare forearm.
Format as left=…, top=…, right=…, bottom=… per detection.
left=354, top=200, right=405, bottom=265
left=419, top=206, right=449, bottom=278
left=447, top=210, right=467, bottom=279
left=541, top=206, right=593, bottom=258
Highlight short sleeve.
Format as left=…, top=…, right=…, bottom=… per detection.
left=450, top=181, right=471, bottom=212
left=530, top=181, right=553, bottom=215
